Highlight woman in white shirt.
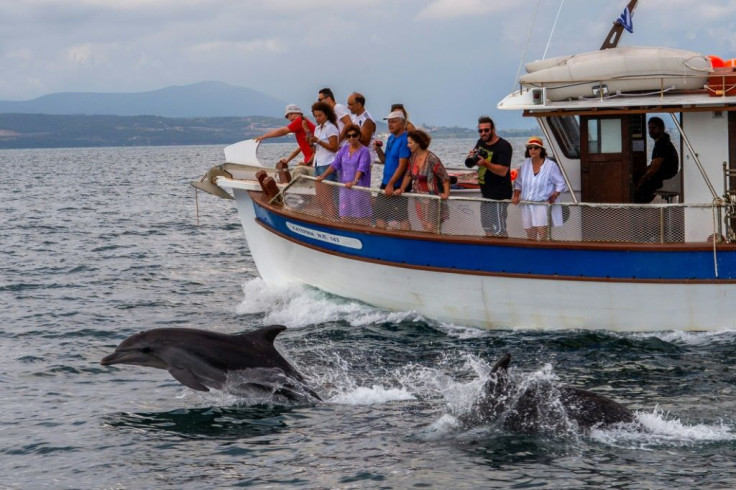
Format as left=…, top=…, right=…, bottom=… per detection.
left=511, top=136, right=567, bottom=240
left=308, top=101, right=340, bottom=218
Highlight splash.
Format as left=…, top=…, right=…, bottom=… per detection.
left=235, top=278, right=424, bottom=328
left=590, top=405, right=736, bottom=447
left=329, top=385, right=416, bottom=405
left=632, top=329, right=736, bottom=346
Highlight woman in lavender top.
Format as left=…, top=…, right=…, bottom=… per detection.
left=316, top=124, right=372, bottom=224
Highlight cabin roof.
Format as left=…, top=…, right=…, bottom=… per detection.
left=499, top=90, right=736, bottom=117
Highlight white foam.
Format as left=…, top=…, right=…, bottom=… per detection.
left=632, top=329, right=736, bottom=346
left=235, top=278, right=423, bottom=328
left=590, top=405, right=736, bottom=447
left=329, top=385, right=416, bottom=405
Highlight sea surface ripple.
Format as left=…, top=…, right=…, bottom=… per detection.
left=1, top=143, right=736, bottom=489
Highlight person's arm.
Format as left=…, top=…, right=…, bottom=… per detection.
left=440, top=178, right=450, bottom=199
left=485, top=160, right=510, bottom=177
left=547, top=161, right=567, bottom=203
left=430, top=157, right=451, bottom=200
left=315, top=165, right=335, bottom=182
left=345, top=170, right=363, bottom=189
left=255, top=126, right=290, bottom=142
left=395, top=168, right=412, bottom=196
left=279, top=147, right=302, bottom=165
left=338, top=115, right=352, bottom=141
left=375, top=142, right=386, bottom=164
left=385, top=157, right=408, bottom=196
left=315, top=134, right=339, bottom=153
left=359, top=119, right=376, bottom=148
left=642, top=157, right=664, bottom=181
left=512, top=161, right=524, bottom=204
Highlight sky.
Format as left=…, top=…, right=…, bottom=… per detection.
left=2, top=0, right=736, bottom=129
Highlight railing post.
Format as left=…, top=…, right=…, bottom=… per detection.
left=435, top=198, right=442, bottom=234
left=659, top=207, right=665, bottom=243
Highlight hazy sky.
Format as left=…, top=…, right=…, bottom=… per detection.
left=2, top=0, right=736, bottom=128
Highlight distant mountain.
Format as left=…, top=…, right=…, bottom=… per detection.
left=0, top=81, right=289, bottom=118
left=0, top=113, right=288, bottom=149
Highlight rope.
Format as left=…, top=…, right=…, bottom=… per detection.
left=543, top=0, right=565, bottom=59
left=512, top=0, right=543, bottom=92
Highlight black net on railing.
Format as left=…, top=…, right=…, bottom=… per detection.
left=275, top=175, right=724, bottom=244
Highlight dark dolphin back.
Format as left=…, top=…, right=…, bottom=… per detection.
left=234, top=325, right=306, bottom=382
left=558, top=386, right=635, bottom=428
left=140, top=325, right=303, bottom=381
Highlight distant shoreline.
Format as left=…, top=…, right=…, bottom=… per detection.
left=0, top=113, right=536, bottom=150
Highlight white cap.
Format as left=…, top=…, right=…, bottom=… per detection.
left=284, top=104, right=303, bottom=118
left=383, top=110, right=405, bottom=120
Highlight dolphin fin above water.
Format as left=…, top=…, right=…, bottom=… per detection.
left=101, top=325, right=321, bottom=402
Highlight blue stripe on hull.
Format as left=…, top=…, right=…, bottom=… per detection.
left=253, top=204, right=735, bottom=281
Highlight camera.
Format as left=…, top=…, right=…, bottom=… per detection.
left=471, top=147, right=489, bottom=163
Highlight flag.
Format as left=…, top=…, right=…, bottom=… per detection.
left=617, top=6, right=633, bottom=33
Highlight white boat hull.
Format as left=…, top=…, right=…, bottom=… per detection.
left=232, top=188, right=735, bottom=332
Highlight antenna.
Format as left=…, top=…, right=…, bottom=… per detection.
left=600, top=0, right=638, bottom=49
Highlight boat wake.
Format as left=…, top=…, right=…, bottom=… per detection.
left=236, top=278, right=437, bottom=328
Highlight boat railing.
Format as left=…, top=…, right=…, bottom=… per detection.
left=276, top=175, right=728, bottom=245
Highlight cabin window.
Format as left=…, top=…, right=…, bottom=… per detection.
left=548, top=115, right=580, bottom=159
left=587, top=119, right=622, bottom=154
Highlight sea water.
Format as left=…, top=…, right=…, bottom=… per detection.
left=1, top=142, right=736, bottom=489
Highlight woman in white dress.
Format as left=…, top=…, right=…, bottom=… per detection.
left=511, top=136, right=567, bottom=240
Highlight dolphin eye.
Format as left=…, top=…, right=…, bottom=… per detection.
left=140, top=347, right=152, bottom=354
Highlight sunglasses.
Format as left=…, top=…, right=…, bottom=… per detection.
left=478, top=128, right=492, bottom=133
left=346, top=133, right=360, bottom=139
left=527, top=145, right=542, bottom=150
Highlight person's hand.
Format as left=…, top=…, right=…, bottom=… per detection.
left=315, top=175, right=324, bottom=182
left=374, top=140, right=383, bottom=150
left=277, top=158, right=288, bottom=165
left=440, top=191, right=449, bottom=200
left=548, top=192, right=560, bottom=204
left=345, top=181, right=354, bottom=189
left=255, top=136, right=264, bottom=142
left=394, top=188, right=403, bottom=196
left=385, top=186, right=395, bottom=197
left=511, top=194, right=520, bottom=205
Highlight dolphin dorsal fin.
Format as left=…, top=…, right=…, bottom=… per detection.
left=491, top=353, right=511, bottom=373
left=246, top=325, right=287, bottom=345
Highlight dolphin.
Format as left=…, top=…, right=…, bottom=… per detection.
left=466, top=353, right=635, bottom=432
left=100, top=325, right=321, bottom=402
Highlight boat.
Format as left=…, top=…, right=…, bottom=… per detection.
left=520, top=46, right=711, bottom=101
left=193, top=1, right=736, bottom=332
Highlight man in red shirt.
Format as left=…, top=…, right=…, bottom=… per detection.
left=255, top=104, right=316, bottom=166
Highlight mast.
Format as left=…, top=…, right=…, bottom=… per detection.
left=600, top=0, right=638, bottom=49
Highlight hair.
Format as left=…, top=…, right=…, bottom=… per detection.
left=407, top=129, right=431, bottom=150
left=391, top=103, right=409, bottom=119
left=319, top=88, right=335, bottom=102
left=311, top=101, right=337, bottom=126
left=649, top=116, right=665, bottom=131
left=344, top=124, right=362, bottom=142
left=478, top=115, right=495, bottom=129
left=351, top=92, right=366, bottom=106
left=524, top=146, right=548, bottom=159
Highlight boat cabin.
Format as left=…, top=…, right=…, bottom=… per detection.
left=499, top=81, right=736, bottom=243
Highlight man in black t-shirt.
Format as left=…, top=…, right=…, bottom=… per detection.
left=465, top=115, right=513, bottom=236
left=634, top=117, right=679, bottom=203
